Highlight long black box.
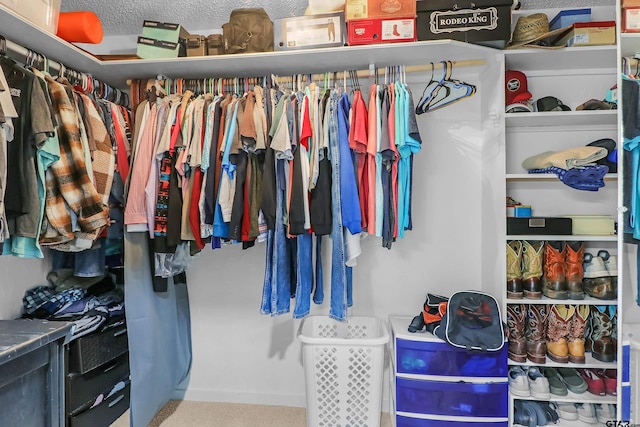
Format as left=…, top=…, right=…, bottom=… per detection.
left=507, top=217, right=573, bottom=235
left=416, top=0, right=513, bottom=48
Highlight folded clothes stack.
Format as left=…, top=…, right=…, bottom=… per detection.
left=522, top=139, right=617, bottom=191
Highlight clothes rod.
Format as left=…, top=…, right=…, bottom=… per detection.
left=125, top=58, right=486, bottom=87
left=5, top=39, right=65, bottom=74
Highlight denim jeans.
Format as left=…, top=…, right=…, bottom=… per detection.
left=51, top=238, right=107, bottom=277
left=293, top=232, right=313, bottom=318
left=328, top=92, right=351, bottom=321
left=313, top=235, right=324, bottom=304
left=260, top=158, right=291, bottom=315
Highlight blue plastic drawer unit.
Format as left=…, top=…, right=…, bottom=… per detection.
left=396, top=337, right=508, bottom=377
left=396, top=376, right=509, bottom=418
left=396, top=415, right=508, bottom=427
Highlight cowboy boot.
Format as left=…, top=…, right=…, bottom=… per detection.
left=507, top=241, right=523, bottom=298
left=568, top=304, right=589, bottom=364
left=586, top=306, right=616, bottom=363
left=565, top=242, right=585, bottom=300
left=583, top=252, right=614, bottom=300
left=507, top=303, right=527, bottom=363
left=546, top=304, right=573, bottom=363
left=543, top=241, right=568, bottom=300
left=526, top=304, right=549, bottom=364
left=522, top=241, right=544, bottom=299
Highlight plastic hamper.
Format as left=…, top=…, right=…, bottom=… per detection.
left=297, top=316, right=389, bottom=427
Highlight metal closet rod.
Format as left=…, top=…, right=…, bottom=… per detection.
left=125, top=58, right=486, bottom=87
left=2, top=36, right=128, bottom=106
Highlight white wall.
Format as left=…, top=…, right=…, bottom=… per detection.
left=0, top=255, right=51, bottom=320
left=177, top=61, right=505, bottom=408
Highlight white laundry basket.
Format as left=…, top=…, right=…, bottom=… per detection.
left=297, top=316, right=389, bottom=427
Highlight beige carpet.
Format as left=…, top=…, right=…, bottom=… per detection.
left=111, top=401, right=393, bottom=427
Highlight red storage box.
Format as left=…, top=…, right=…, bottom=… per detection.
left=346, top=0, right=417, bottom=20
left=347, top=17, right=416, bottom=45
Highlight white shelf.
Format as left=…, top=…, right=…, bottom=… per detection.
left=504, top=45, right=617, bottom=73
left=506, top=235, right=618, bottom=242
left=513, top=391, right=617, bottom=405
left=508, top=352, right=617, bottom=369
left=505, top=296, right=618, bottom=305
left=506, top=173, right=618, bottom=181
left=0, top=5, right=497, bottom=90
left=506, top=110, right=618, bottom=129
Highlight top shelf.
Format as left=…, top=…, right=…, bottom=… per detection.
left=0, top=5, right=499, bottom=90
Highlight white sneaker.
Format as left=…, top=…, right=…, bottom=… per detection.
left=551, top=402, right=578, bottom=421
left=577, top=403, right=598, bottom=424
left=583, top=253, right=608, bottom=278
left=527, top=366, right=551, bottom=399
left=509, top=366, right=530, bottom=397
left=596, top=404, right=616, bottom=423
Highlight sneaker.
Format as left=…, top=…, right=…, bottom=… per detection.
left=595, top=403, right=616, bottom=423
left=557, top=367, right=589, bottom=394
left=578, top=368, right=606, bottom=396
left=527, top=366, right=551, bottom=399
left=576, top=403, right=598, bottom=424
left=595, top=369, right=617, bottom=396
left=542, top=367, right=568, bottom=396
left=551, top=401, right=578, bottom=421
left=509, top=366, right=530, bottom=397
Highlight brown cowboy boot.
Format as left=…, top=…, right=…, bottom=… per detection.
left=543, top=241, right=568, bottom=300
left=507, top=304, right=527, bottom=363
left=586, top=306, right=616, bottom=363
left=546, top=304, right=573, bottom=363
left=522, top=241, right=544, bottom=299
left=526, top=304, right=549, bottom=364
left=565, top=242, right=585, bottom=300
left=507, top=241, right=523, bottom=298
left=568, top=304, right=588, bottom=364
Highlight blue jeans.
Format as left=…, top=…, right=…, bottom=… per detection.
left=51, top=238, right=107, bottom=277
left=260, top=158, right=291, bottom=315
left=293, top=232, right=313, bottom=318
left=313, top=235, right=324, bottom=304
left=328, top=92, right=352, bottom=321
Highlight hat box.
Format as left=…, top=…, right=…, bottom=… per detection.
left=416, top=0, right=513, bottom=49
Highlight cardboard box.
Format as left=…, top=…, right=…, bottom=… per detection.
left=416, top=0, right=513, bottom=49
left=141, top=20, right=189, bottom=44
left=549, top=8, right=591, bottom=31
left=347, top=17, right=416, bottom=45
left=346, top=0, right=416, bottom=20
left=207, top=34, right=224, bottom=55
left=274, top=12, right=345, bottom=51
left=560, top=215, right=616, bottom=235
left=624, top=8, right=640, bottom=32
left=136, top=36, right=180, bottom=59
left=623, top=0, right=640, bottom=7
left=506, top=217, right=572, bottom=236
left=554, top=21, right=616, bottom=47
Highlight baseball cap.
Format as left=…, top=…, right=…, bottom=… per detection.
left=535, top=96, right=571, bottom=112
left=505, top=70, right=532, bottom=106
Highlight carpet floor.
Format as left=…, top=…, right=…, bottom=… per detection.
left=111, top=401, right=393, bottom=427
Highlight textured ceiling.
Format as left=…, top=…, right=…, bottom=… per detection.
left=61, top=0, right=615, bottom=36
left=60, top=0, right=307, bottom=35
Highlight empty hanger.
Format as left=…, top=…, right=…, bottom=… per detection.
left=416, top=61, right=476, bottom=114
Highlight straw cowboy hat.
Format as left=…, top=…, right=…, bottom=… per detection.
left=506, top=13, right=572, bottom=49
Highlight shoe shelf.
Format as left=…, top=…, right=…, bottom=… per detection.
left=506, top=173, right=618, bottom=181
left=505, top=296, right=618, bottom=305
left=513, top=392, right=617, bottom=405
left=506, top=235, right=618, bottom=242
left=508, top=353, right=616, bottom=370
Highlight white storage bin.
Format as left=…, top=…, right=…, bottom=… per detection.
left=297, top=316, right=389, bottom=427
left=0, top=0, right=61, bottom=34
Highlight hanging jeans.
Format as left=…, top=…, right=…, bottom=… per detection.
left=313, top=235, right=324, bottom=304
left=328, top=92, right=352, bottom=321
left=293, top=231, right=313, bottom=318
left=260, top=158, right=291, bottom=316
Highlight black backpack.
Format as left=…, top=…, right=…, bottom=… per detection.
left=433, top=290, right=505, bottom=352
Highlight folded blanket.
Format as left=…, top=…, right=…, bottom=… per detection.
left=522, top=146, right=608, bottom=170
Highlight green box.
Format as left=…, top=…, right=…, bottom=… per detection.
left=136, top=36, right=180, bottom=59
left=141, top=20, right=188, bottom=43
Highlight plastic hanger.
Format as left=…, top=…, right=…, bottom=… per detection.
left=416, top=61, right=476, bottom=114
left=415, top=63, right=442, bottom=113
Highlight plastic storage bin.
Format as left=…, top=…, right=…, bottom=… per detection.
left=0, top=0, right=61, bottom=34
left=396, top=376, right=508, bottom=418
left=395, top=337, right=508, bottom=378
left=298, top=316, right=389, bottom=427
left=396, top=415, right=507, bottom=427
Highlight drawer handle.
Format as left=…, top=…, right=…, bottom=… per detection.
left=108, top=394, right=125, bottom=408
left=113, top=329, right=127, bottom=338
left=103, top=362, right=119, bottom=373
